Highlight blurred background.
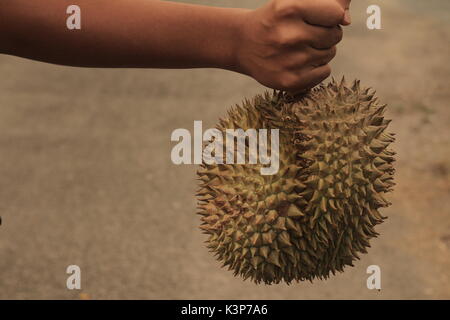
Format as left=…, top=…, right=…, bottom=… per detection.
left=0, top=0, right=449, bottom=299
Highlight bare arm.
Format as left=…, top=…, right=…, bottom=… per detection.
left=0, top=0, right=351, bottom=92
left=0, top=0, right=246, bottom=69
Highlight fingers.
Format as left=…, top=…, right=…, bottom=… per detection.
left=297, top=0, right=345, bottom=27
left=284, top=46, right=336, bottom=70
left=337, top=0, right=352, bottom=25
left=271, top=21, right=342, bottom=50
left=274, top=0, right=351, bottom=27
left=301, top=64, right=332, bottom=91
left=304, top=24, right=342, bottom=49
left=308, top=46, right=337, bottom=67
left=278, top=64, right=331, bottom=94
left=239, top=0, right=349, bottom=93
left=336, top=0, right=352, bottom=11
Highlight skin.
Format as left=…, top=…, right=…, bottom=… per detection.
left=0, top=0, right=351, bottom=93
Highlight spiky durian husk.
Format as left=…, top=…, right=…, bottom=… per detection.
left=196, top=78, right=395, bottom=284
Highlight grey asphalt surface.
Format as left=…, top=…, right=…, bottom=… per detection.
left=0, top=0, right=449, bottom=299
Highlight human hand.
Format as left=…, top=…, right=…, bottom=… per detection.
left=236, top=0, right=351, bottom=94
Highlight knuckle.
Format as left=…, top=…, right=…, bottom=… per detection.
left=323, top=28, right=342, bottom=48
left=328, top=46, right=337, bottom=59
left=334, top=27, right=343, bottom=43
left=273, top=0, right=300, bottom=19
left=275, top=29, right=299, bottom=47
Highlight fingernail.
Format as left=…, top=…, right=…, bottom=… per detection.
left=344, top=9, right=351, bottom=25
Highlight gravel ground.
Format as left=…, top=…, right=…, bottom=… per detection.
left=0, top=0, right=449, bottom=299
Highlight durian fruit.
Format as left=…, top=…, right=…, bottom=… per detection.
left=196, top=78, right=395, bottom=284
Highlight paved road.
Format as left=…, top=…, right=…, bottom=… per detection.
left=0, top=0, right=449, bottom=299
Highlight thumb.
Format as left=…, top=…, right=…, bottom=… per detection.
left=299, top=0, right=347, bottom=27
left=336, top=0, right=352, bottom=25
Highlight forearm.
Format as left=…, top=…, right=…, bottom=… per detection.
left=0, top=0, right=248, bottom=69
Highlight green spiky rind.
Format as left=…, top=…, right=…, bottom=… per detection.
left=196, top=78, right=395, bottom=285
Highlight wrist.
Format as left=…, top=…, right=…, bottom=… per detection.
left=209, top=7, right=250, bottom=73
